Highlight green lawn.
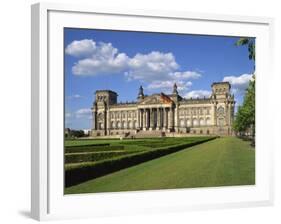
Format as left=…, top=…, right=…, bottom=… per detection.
left=65, top=137, right=255, bottom=194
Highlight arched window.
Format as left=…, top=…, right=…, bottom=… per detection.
left=117, top=121, right=121, bottom=129
left=128, top=121, right=133, bottom=129
left=199, top=118, right=205, bottom=126
left=206, top=118, right=211, bottom=125
left=186, top=119, right=191, bottom=127
left=193, top=119, right=198, bottom=126
left=133, top=120, right=137, bottom=129
left=122, top=121, right=127, bottom=129
left=217, top=106, right=224, bottom=115
left=180, top=119, right=185, bottom=127
left=111, top=121, right=115, bottom=128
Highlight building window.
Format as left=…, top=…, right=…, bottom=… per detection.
left=193, top=119, right=198, bottom=126
left=117, top=121, right=121, bottom=129
left=193, top=130, right=196, bottom=134
left=128, top=121, right=132, bottom=129
left=200, top=130, right=203, bottom=134
left=199, top=118, right=205, bottom=126
left=206, top=118, right=211, bottom=125
left=180, top=119, right=185, bottom=127
left=217, top=106, right=224, bottom=115
left=186, top=119, right=191, bottom=127
left=207, top=130, right=210, bottom=134
left=122, top=121, right=127, bottom=129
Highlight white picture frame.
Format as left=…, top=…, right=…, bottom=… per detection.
left=31, top=2, right=274, bottom=221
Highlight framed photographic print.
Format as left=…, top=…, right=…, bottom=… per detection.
left=31, top=2, right=274, bottom=221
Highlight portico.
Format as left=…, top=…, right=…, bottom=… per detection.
left=137, top=106, right=174, bottom=131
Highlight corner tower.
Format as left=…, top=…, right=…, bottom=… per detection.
left=92, top=90, right=118, bottom=137
left=211, top=82, right=235, bottom=135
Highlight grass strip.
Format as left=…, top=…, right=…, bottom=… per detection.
left=65, top=136, right=216, bottom=187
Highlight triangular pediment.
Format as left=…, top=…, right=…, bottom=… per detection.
left=140, top=93, right=173, bottom=105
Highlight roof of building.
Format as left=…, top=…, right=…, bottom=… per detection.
left=211, top=81, right=231, bottom=88
left=95, top=90, right=118, bottom=95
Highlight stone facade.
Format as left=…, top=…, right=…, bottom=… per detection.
left=91, top=82, right=235, bottom=137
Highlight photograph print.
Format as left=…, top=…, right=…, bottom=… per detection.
left=64, top=28, right=255, bottom=194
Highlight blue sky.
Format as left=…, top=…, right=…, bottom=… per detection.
left=64, top=28, right=255, bottom=130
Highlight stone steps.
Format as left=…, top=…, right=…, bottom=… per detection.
left=135, top=130, right=165, bottom=138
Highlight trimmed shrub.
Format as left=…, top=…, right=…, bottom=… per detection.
left=65, top=145, right=124, bottom=153
left=65, top=137, right=217, bottom=187
left=65, top=150, right=143, bottom=164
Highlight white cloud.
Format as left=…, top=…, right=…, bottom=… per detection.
left=75, top=108, right=92, bottom=118
left=223, top=74, right=253, bottom=93
left=66, top=39, right=204, bottom=96
left=66, top=40, right=202, bottom=85
left=67, top=94, right=83, bottom=99
left=70, top=41, right=129, bottom=76
left=184, top=90, right=211, bottom=99
left=172, top=71, right=201, bottom=80
left=65, top=39, right=96, bottom=57
left=147, top=80, right=192, bottom=92
left=125, top=51, right=179, bottom=82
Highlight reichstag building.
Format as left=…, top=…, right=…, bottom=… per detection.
left=91, top=82, right=235, bottom=137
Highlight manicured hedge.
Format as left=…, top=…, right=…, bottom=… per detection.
left=65, top=137, right=217, bottom=187
left=65, top=145, right=124, bottom=153
left=65, top=150, right=143, bottom=164
left=120, top=137, right=211, bottom=148
left=68, top=143, right=110, bottom=147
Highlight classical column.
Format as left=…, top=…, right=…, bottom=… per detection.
left=149, top=108, right=153, bottom=130
left=174, top=105, right=178, bottom=132
left=147, top=109, right=149, bottom=130
left=141, top=109, right=144, bottom=129
left=163, top=108, right=166, bottom=130
left=143, top=109, right=146, bottom=130
left=167, top=108, right=171, bottom=130
left=156, top=108, right=160, bottom=130
left=136, top=109, right=140, bottom=129
left=169, top=107, right=174, bottom=131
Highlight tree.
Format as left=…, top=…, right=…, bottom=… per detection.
left=233, top=38, right=255, bottom=143
left=233, top=78, right=255, bottom=135
left=235, top=37, right=255, bottom=61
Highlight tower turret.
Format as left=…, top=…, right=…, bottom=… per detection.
left=172, top=83, right=178, bottom=95
left=137, top=85, right=144, bottom=100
